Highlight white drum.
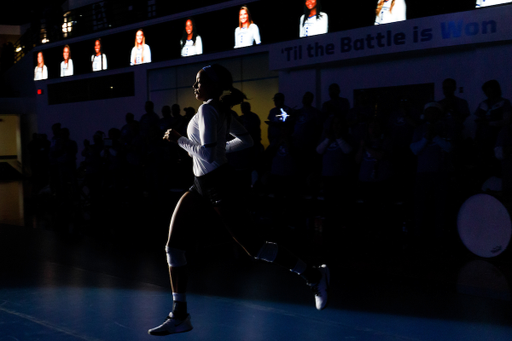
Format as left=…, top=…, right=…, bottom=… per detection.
left=457, top=193, right=512, bottom=258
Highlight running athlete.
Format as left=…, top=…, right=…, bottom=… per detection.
left=148, top=64, right=330, bottom=336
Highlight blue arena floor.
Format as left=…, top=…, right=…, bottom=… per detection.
left=1, top=220, right=512, bottom=341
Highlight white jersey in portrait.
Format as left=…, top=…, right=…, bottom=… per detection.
left=476, top=0, right=512, bottom=7
left=60, top=60, right=74, bottom=77
left=181, top=36, right=203, bottom=57
left=299, top=12, right=328, bottom=37
left=234, top=24, right=261, bottom=48
left=375, top=0, right=407, bottom=25
left=91, top=54, right=107, bottom=71
left=34, top=65, right=48, bottom=80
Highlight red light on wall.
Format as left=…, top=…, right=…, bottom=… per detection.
left=37, top=89, right=43, bottom=95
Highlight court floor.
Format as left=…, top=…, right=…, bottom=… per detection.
left=2, top=219, right=512, bottom=341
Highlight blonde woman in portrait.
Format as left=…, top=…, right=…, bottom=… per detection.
left=130, top=29, right=152, bottom=65
left=234, top=6, right=261, bottom=48
left=34, top=51, right=48, bottom=80
left=60, top=45, right=74, bottom=77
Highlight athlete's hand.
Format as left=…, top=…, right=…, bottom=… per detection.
left=163, top=129, right=182, bottom=143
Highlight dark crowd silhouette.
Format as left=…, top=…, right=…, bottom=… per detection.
left=27, top=78, right=512, bottom=256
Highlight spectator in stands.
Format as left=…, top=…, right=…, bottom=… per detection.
left=293, top=91, right=324, bottom=193
left=438, top=78, right=470, bottom=142
left=474, top=80, right=512, bottom=176
left=322, top=83, right=350, bottom=126
left=139, top=101, right=160, bottom=137
left=494, top=111, right=512, bottom=197
left=267, top=93, right=292, bottom=146
left=159, top=105, right=174, bottom=133
left=316, top=114, right=355, bottom=229
left=387, top=96, right=420, bottom=203
left=355, top=118, right=393, bottom=231
left=410, top=102, right=453, bottom=244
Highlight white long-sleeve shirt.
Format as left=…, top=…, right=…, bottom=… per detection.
left=130, top=44, right=151, bottom=65
left=374, top=0, right=406, bottom=25
left=91, top=54, right=107, bottom=71
left=234, top=24, right=261, bottom=48
left=60, top=60, right=74, bottom=77
left=299, top=12, right=328, bottom=37
left=476, top=0, right=512, bottom=7
left=34, top=65, right=48, bottom=80
left=177, top=99, right=253, bottom=176
left=181, top=36, right=203, bottom=56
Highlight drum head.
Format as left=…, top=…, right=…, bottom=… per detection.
left=457, top=194, right=512, bottom=258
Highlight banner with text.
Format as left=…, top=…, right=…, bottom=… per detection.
left=269, top=6, right=512, bottom=70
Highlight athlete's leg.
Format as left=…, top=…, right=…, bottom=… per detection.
left=213, top=203, right=323, bottom=287
left=149, top=190, right=216, bottom=336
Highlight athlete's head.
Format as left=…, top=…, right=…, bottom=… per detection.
left=185, top=19, right=193, bottom=36
left=135, top=29, right=145, bottom=47
left=376, top=0, right=396, bottom=16
left=193, top=64, right=247, bottom=107
left=303, top=0, right=322, bottom=20
left=94, top=39, right=102, bottom=56
left=182, top=18, right=198, bottom=45
left=239, top=6, right=254, bottom=28
left=63, top=45, right=71, bottom=62
left=37, top=51, right=44, bottom=66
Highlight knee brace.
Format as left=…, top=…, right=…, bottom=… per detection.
left=254, top=241, right=278, bottom=263
left=165, top=246, right=187, bottom=267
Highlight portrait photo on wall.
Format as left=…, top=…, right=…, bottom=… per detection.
left=299, top=0, right=328, bottom=37
left=91, top=39, right=107, bottom=71
left=60, top=44, right=74, bottom=77
left=181, top=18, right=203, bottom=57
left=374, top=0, right=407, bottom=25
left=234, top=5, right=261, bottom=48
left=34, top=51, right=48, bottom=81
left=130, top=29, right=151, bottom=65
left=476, top=0, right=512, bottom=7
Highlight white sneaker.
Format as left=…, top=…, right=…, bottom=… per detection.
left=148, top=313, right=193, bottom=336
left=310, top=264, right=330, bottom=310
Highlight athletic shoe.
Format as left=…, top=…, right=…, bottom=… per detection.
left=148, top=313, right=193, bottom=336
left=309, top=264, right=330, bottom=310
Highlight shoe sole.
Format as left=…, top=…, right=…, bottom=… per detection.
left=148, top=326, right=193, bottom=336
left=148, top=316, right=193, bottom=336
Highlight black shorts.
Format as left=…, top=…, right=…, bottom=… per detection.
left=189, top=164, right=238, bottom=207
